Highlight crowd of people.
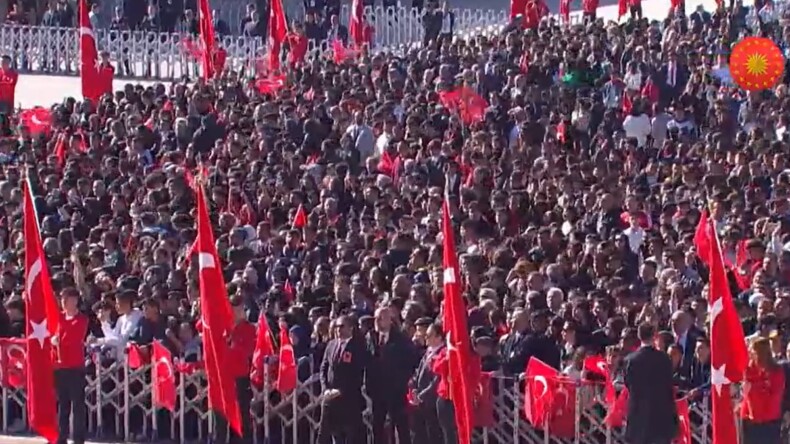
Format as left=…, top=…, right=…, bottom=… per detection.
left=1, top=0, right=790, bottom=442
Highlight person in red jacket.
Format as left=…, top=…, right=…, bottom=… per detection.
left=0, top=55, right=18, bottom=114
left=741, top=337, right=785, bottom=443
left=54, top=287, right=89, bottom=444
left=97, top=51, right=115, bottom=101
left=286, top=23, right=308, bottom=69
left=629, top=0, right=642, bottom=20
left=212, top=43, right=227, bottom=78
left=214, top=295, right=256, bottom=444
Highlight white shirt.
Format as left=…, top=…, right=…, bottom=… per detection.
left=98, top=308, right=143, bottom=359
left=345, top=123, right=375, bottom=161
left=623, top=113, right=652, bottom=147
left=624, top=71, right=642, bottom=91
left=624, top=226, right=645, bottom=254
left=375, top=133, right=391, bottom=157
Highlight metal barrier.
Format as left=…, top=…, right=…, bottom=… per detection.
left=0, top=340, right=714, bottom=444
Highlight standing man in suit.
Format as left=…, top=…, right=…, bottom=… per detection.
left=661, top=52, right=688, bottom=104
left=367, top=307, right=419, bottom=444
left=671, top=310, right=701, bottom=381
left=624, top=323, right=679, bottom=444
left=318, top=315, right=370, bottom=444
left=411, top=322, right=445, bottom=444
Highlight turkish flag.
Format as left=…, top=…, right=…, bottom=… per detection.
left=78, top=0, right=102, bottom=102
left=254, top=75, right=286, bottom=95
left=693, top=209, right=712, bottom=266
left=583, top=355, right=616, bottom=405
left=195, top=183, right=242, bottom=436
left=511, top=0, right=527, bottom=18
left=268, top=0, right=288, bottom=71
left=524, top=357, right=557, bottom=427
left=275, top=322, right=297, bottom=394
left=618, top=0, right=628, bottom=17
left=622, top=92, right=633, bottom=115
left=23, top=177, right=60, bottom=443
left=331, top=39, right=360, bottom=64
left=53, top=133, right=68, bottom=168
left=674, top=397, right=691, bottom=444
left=292, top=204, right=307, bottom=229
left=439, top=87, right=489, bottom=125
left=250, top=312, right=275, bottom=390
left=152, top=341, right=176, bottom=412
left=19, top=107, right=52, bottom=136
left=548, top=377, right=576, bottom=438
left=441, top=199, right=474, bottom=444
left=197, top=0, right=216, bottom=79
left=707, top=219, right=748, bottom=444
left=475, top=372, right=495, bottom=427
left=604, top=387, right=629, bottom=427
left=0, top=338, right=27, bottom=388
left=127, top=343, right=150, bottom=369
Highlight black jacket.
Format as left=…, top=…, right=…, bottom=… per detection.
left=365, top=329, right=420, bottom=401
left=623, top=345, right=679, bottom=444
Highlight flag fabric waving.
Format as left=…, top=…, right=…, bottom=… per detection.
left=693, top=209, right=711, bottom=266
left=195, top=181, right=243, bottom=436
left=152, top=341, right=177, bottom=412
left=674, top=397, right=692, bottom=444
left=439, top=87, right=489, bottom=125
left=268, top=0, right=288, bottom=71
left=604, top=388, right=630, bottom=428
left=251, top=313, right=275, bottom=389
left=78, top=0, right=102, bottom=102
left=524, top=357, right=557, bottom=427
left=275, top=322, right=297, bottom=394
left=441, top=199, right=474, bottom=444
left=197, top=0, right=216, bottom=79
left=19, top=107, right=52, bottom=136
left=349, top=0, right=365, bottom=47
left=23, top=175, right=60, bottom=443
left=707, top=218, right=748, bottom=444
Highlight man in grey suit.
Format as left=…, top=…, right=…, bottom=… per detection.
left=410, top=322, right=445, bottom=444
left=624, top=323, right=679, bottom=444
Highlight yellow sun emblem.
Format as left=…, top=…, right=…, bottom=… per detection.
left=730, top=37, right=785, bottom=91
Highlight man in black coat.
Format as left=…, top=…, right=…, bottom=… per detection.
left=318, top=316, right=370, bottom=444
left=366, top=307, right=419, bottom=444
left=501, top=309, right=561, bottom=374
left=624, top=323, right=679, bottom=444
left=670, top=310, right=703, bottom=381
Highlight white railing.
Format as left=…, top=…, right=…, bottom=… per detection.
left=0, top=339, right=717, bottom=444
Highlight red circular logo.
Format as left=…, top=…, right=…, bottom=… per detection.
left=730, top=37, right=785, bottom=91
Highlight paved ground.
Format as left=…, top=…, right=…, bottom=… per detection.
left=0, top=436, right=124, bottom=444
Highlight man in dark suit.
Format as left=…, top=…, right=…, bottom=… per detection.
left=411, top=322, right=444, bottom=444
left=660, top=53, right=689, bottom=104
left=502, top=309, right=561, bottom=374
left=624, top=323, right=679, bottom=444
left=366, top=307, right=419, bottom=444
left=500, top=309, right=530, bottom=375
left=318, top=316, right=370, bottom=444
left=671, top=310, right=702, bottom=381
left=324, top=14, right=348, bottom=44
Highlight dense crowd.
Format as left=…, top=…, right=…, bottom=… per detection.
left=3, top=0, right=790, bottom=442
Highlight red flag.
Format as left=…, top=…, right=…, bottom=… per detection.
left=254, top=75, right=286, bottom=95
left=556, top=120, right=567, bottom=143
left=350, top=0, right=365, bottom=47
left=152, top=341, right=176, bottom=412
left=441, top=199, right=474, bottom=444
left=674, top=397, right=692, bottom=444
left=78, top=0, right=102, bottom=102
left=331, top=39, right=360, bottom=64
left=475, top=372, right=495, bottom=427
left=519, top=52, right=530, bottom=74
left=604, top=388, right=630, bottom=427
left=694, top=209, right=712, bottom=265
left=0, top=338, right=27, bottom=389
left=583, top=355, right=616, bottom=405
left=23, top=176, right=60, bottom=443
left=618, top=0, right=628, bottom=18
left=283, top=280, right=295, bottom=303
left=251, top=313, right=275, bottom=389
left=127, top=343, right=150, bottom=369
left=439, top=87, right=488, bottom=125
left=708, top=219, right=748, bottom=444
left=548, top=377, right=576, bottom=438
left=511, top=0, right=527, bottom=18
left=19, top=107, right=52, bottom=136
left=524, top=357, right=557, bottom=427
left=733, top=239, right=751, bottom=290
left=560, top=0, right=571, bottom=21
left=195, top=183, right=242, bottom=436
left=268, top=0, right=288, bottom=71
left=197, top=0, right=216, bottom=79
left=292, top=204, right=307, bottom=229
left=275, top=322, right=297, bottom=394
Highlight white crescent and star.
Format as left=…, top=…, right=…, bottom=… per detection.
left=596, top=361, right=608, bottom=374
left=79, top=26, right=95, bottom=40
left=443, top=267, right=456, bottom=284
left=30, top=113, right=46, bottom=126
left=198, top=252, right=215, bottom=270
left=709, top=297, right=724, bottom=327
left=711, top=363, right=731, bottom=396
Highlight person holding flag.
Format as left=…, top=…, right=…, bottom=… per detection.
left=54, top=287, right=89, bottom=444
left=740, top=337, right=785, bottom=443
left=220, top=295, right=256, bottom=444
